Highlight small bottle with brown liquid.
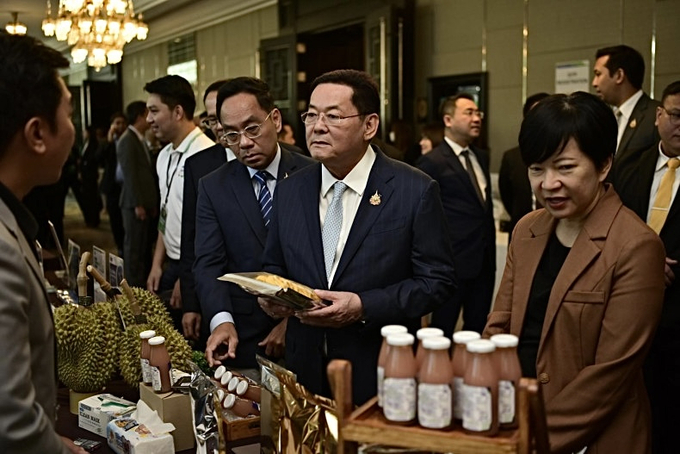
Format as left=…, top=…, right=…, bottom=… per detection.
left=148, top=336, right=172, bottom=393
left=377, top=325, right=408, bottom=407
left=415, top=327, right=444, bottom=369
left=417, top=336, right=452, bottom=429
left=451, top=331, right=481, bottom=421
left=139, top=330, right=156, bottom=385
left=235, top=380, right=262, bottom=404
left=463, top=339, right=499, bottom=436
left=490, top=334, right=522, bottom=429
left=223, top=394, right=261, bottom=418
left=383, top=333, right=417, bottom=424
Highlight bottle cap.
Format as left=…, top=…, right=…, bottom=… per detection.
left=386, top=332, right=415, bottom=347
left=223, top=393, right=236, bottom=409
left=422, top=336, right=451, bottom=350
left=220, top=370, right=233, bottom=386
left=236, top=380, right=249, bottom=396
left=148, top=336, right=166, bottom=346
left=139, top=330, right=156, bottom=340
left=227, top=376, right=240, bottom=393
left=216, top=388, right=226, bottom=403
left=416, top=327, right=444, bottom=340
left=466, top=339, right=496, bottom=353
left=380, top=325, right=408, bottom=337
left=214, top=365, right=226, bottom=380
left=490, top=334, right=519, bottom=348
left=452, top=330, right=481, bottom=344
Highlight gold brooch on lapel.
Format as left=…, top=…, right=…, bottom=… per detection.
left=629, top=118, right=637, bottom=129
left=369, top=191, right=381, bottom=206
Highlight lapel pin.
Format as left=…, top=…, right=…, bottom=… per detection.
left=369, top=190, right=382, bottom=206
left=284, top=172, right=289, bottom=179
left=629, top=118, right=637, bottom=129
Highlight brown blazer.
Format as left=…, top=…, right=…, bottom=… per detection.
left=484, top=185, right=665, bottom=454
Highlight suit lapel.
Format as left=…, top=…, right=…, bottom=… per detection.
left=229, top=163, right=268, bottom=247
left=618, top=95, right=649, bottom=156
left=332, top=152, right=394, bottom=286
left=299, top=164, right=327, bottom=287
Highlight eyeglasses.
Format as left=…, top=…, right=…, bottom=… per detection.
left=661, top=106, right=680, bottom=126
left=301, top=111, right=364, bottom=125
left=220, top=110, right=273, bottom=146
left=201, top=117, right=219, bottom=129
left=461, top=109, right=485, bottom=119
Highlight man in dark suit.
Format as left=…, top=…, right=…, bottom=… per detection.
left=259, top=70, right=456, bottom=404
left=98, top=112, right=127, bottom=256
left=196, top=77, right=314, bottom=371
left=499, top=92, right=549, bottom=241
left=592, top=45, right=660, bottom=178
left=0, top=32, right=87, bottom=454
left=614, top=80, right=680, bottom=454
left=417, top=93, right=495, bottom=336
left=117, top=101, right=158, bottom=287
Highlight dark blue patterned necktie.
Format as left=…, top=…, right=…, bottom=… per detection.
left=253, top=171, right=273, bottom=227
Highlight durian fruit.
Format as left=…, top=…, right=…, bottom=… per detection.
left=116, top=287, right=193, bottom=387
left=54, top=301, right=119, bottom=392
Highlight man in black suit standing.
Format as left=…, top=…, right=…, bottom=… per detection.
left=417, top=93, right=495, bottom=336
left=593, top=45, right=660, bottom=178
left=614, top=80, right=680, bottom=454
left=197, top=77, right=314, bottom=372
left=117, top=101, right=158, bottom=287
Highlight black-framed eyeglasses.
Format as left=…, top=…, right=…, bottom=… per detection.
left=201, top=117, right=219, bottom=129
left=661, top=106, right=680, bottom=126
left=300, top=111, right=364, bottom=125
left=460, top=109, right=485, bottom=119
left=220, top=110, right=273, bottom=146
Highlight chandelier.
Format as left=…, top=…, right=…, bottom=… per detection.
left=42, top=0, right=149, bottom=71
left=6, top=12, right=27, bottom=35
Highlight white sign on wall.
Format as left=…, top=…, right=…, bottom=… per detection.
left=555, top=60, right=590, bottom=94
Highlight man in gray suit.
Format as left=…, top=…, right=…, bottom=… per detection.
left=118, top=101, right=159, bottom=287
left=0, top=32, right=87, bottom=454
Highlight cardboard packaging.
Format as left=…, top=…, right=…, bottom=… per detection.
left=78, top=393, right=136, bottom=437
left=222, top=415, right=261, bottom=441
left=140, top=383, right=195, bottom=451
left=106, top=417, right=174, bottom=454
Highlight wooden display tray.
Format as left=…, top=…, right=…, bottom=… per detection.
left=327, top=360, right=549, bottom=454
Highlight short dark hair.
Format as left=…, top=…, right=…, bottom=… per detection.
left=310, top=70, right=380, bottom=117
left=519, top=92, right=616, bottom=171
left=595, top=45, right=645, bottom=90
left=523, top=92, right=550, bottom=117
left=439, top=93, right=476, bottom=118
left=661, top=80, right=680, bottom=104
left=203, top=79, right=229, bottom=104
left=144, top=75, right=196, bottom=120
left=421, top=122, right=445, bottom=149
left=216, top=77, right=275, bottom=123
left=110, top=111, right=125, bottom=124
left=0, top=32, right=69, bottom=156
left=125, top=101, right=147, bottom=125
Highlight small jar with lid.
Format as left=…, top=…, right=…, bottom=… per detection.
left=415, top=327, right=444, bottom=369
left=223, top=394, right=260, bottom=418
left=490, top=334, right=522, bottom=429
left=383, top=332, right=417, bottom=425
left=148, top=336, right=172, bottom=393
left=451, top=331, right=481, bottom=421
left=417, top=336, right=453, bottom=429
left=377, top=325, right=408, bottom=407
left=235, top=380, right=262, bottom=403
left=139, top=330, right=156, bottom=385
left=462, top=339, right=499, bottom=436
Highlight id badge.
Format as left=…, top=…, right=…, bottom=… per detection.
left=158, top=205, right=167, bottom=234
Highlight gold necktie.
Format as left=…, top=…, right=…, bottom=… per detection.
left=648, top=157, right=680, bottom=234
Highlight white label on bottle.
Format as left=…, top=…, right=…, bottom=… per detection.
left=463, top=384, right=493, bottom=432
left=453, top=376, right=465, bottom=420
left=377, top=366, right=385, bottom=407
left=418, top=383, right=452, bottom=428
left=150, top=365, right=162, bottom=391
left=499, top=379, right=516, bottom=424
left=140, top=358, right=150, bottom=383
left=383, top=377, right=416, bottom=422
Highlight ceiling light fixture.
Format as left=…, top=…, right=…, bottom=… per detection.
left=6, top=12, right=27, bottom=35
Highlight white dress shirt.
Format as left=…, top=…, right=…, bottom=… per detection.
left=444, top=136, right=488, bottom=200
left=646, top=142, right=680, bottom=223
left=614, top=89, right=643, bottom=151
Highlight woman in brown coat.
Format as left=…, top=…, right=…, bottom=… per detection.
left=484, top=92, right=665, bottom=454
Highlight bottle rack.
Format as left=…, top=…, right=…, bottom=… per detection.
left=327, top=360, right=549, bottom=454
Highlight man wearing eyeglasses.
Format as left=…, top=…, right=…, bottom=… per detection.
left=417, top=93, right=495, bottom=337
left=259, top=69, right=456, bottom=405
left=195, top=77, right=314, bottom=373
left=614, top=80, right=680, bottom=454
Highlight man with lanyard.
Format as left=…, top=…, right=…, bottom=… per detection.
left=145, top=75, right=214, bottom=328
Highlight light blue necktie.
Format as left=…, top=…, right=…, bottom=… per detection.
left=322, top=181, right=348, bottom=282
left=253, top=171, right=273, bottom=227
